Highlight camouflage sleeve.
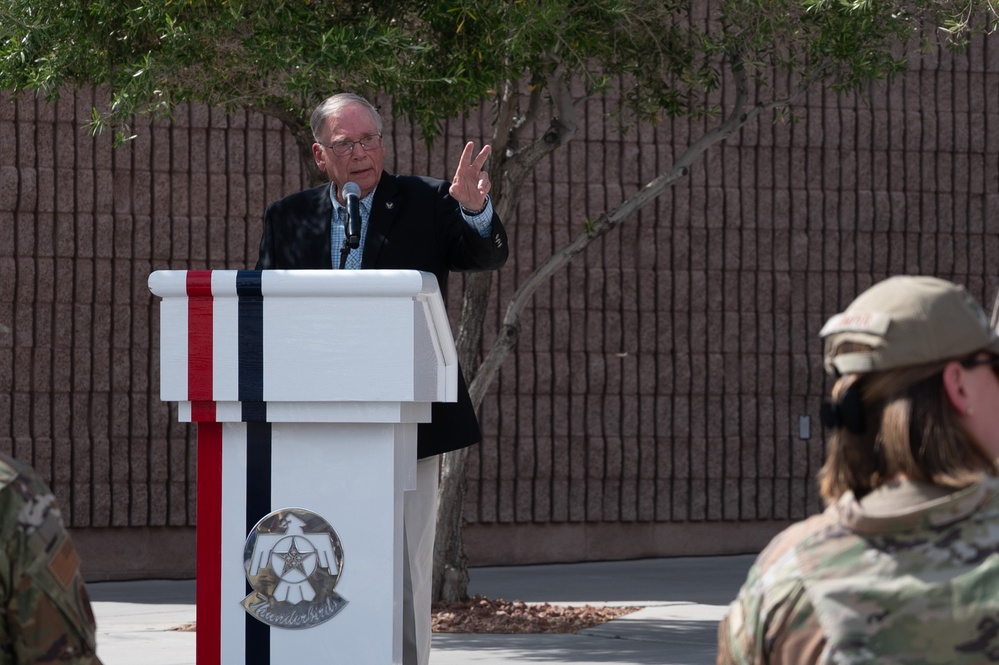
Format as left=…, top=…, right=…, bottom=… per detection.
left=717, top=518, right=828, bottom=665
left=716, top=557, right=784, bottom=665
left=0, top=462, right=103, bottom=664
left=716, top=605, right=745, bottom=664
left=717, top=564, right=816, bottom=665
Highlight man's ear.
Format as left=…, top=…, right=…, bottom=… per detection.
left=941, top=361, right=971, bottom=415
left=312, top=143, right=326, bottom=173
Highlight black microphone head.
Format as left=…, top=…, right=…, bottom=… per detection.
left=342, top=182, right=361, bottom=200
left=341, top=181, right=362, bottom=249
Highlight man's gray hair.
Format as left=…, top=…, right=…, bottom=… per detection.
left=310, top=93, right=383, bottom=143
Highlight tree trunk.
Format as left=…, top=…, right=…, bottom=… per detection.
left=432, top=270, right=494, bottom=602
left=270, top=106, right=323, bottom=186
left=432, top=445, right=471, bottom=601
left=430, top=76, right=580, bottom=603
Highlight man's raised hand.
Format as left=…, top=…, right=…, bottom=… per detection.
left=450, top=142, right=492, bottom=212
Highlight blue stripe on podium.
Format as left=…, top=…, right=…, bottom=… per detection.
left=245, top=421, right=272, bottom=664
left=237, top=270, right=265, bottom=422
left=238, top=271, right=270, bottom=663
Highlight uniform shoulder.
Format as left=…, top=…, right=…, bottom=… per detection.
left=0, top=451, right=29, bottom=492
left=0, top=456, right=15, bottom=490
left=752, top=509, right=841, bottom=577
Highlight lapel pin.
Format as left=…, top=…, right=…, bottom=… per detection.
left=385, top=202, right=394, bottom=209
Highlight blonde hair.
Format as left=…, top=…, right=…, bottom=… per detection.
left=818, top=347, right=999, bottom=503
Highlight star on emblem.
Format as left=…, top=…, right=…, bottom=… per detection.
left=274, top=538, right=316, bottom=577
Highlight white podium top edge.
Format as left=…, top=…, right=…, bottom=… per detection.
left=147, top=269, right=441, bottom=300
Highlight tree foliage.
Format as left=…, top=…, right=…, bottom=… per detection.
left=1, top=0, right=705, bottom=146
left=3, top=0, right=993, bottom=141
left=3, top=0, right=998, bottom=601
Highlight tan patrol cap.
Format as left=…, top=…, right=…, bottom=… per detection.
left=820, top=275, right=999, bottom=376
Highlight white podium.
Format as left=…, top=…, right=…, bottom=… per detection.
left=148, top=269, right=458, bottom=665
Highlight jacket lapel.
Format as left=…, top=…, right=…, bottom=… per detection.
left=363, top=172, right=398, bottom=268
left=319, top=183, right=334, bottom=269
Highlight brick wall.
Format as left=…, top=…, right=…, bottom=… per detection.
left=3, top=35, right=999, bottom=577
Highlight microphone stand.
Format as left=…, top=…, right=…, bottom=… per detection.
left=338, top=237, right=352, bottom=270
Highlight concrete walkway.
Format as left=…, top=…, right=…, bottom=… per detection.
left=88, top=555, right=755, bottom=665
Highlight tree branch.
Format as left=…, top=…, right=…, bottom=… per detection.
left=468, top=53, right=808, bottom=407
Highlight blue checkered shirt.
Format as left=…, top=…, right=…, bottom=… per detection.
left=329, top=185, right=493, bottom=269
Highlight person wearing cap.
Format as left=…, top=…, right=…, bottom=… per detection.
left=717, top=275, right=999, bottom=664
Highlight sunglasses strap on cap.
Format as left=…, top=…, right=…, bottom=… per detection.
left=819, top=382, right=866, bottom=435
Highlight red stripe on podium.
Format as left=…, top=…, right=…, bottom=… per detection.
left=191, top=400, right=217, bottom=422
left=190, top=271, right=221, bottom=663
left=187, top=271, right=216, bottom=420
left=196, top=422, right=224, bottom=665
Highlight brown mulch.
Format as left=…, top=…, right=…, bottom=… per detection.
left=432, top=595, right=639, bottom=634
left=169, top=596, right=639, bottom=634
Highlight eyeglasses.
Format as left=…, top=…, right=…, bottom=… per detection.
left=960, top=354, right=999, bottom=376
left=317, top=134, right=383, bottom=157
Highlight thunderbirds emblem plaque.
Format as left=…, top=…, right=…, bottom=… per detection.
left=242, top=507, right=348, bottom=629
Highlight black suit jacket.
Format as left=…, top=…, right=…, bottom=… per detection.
left=256, top=171, right=509, bottom=458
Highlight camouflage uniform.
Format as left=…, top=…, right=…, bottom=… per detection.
left=717, top=475, right=999, bottom=664
left=0, top=453, right=102, bottom=664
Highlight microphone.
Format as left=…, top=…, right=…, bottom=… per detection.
left=342, top=182, right=362, bottom=249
